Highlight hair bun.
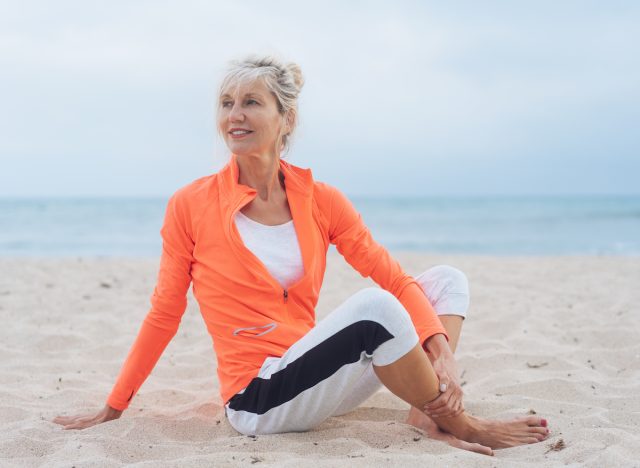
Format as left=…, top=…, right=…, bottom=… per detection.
left=285, top=62, right=305, bottom=92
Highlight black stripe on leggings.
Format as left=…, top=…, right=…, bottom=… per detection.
left=227, top=320, right=394, bottom=415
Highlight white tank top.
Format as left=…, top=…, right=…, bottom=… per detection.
left=234, top=210, right=304, bottom=289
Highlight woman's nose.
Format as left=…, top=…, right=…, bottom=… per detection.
left=229, top=103, right=245, bottom=122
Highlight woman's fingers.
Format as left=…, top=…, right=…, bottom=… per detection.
left=452, top=397, right=464, bottom=416
left=425, top=389, right=455, bottom=414
left=444, top=390, right=463, bottom=416
left=63, top=420, right=93, bottom=430
left=53, top=405, right=123, bottom=430
left=430, top=407, right=455, bottom=418
left=425, top=381, right=458, bottom=409
left=62, top=415, right=101, bottom=430
left=424, top=393, right=447, bottom=412
left=424, top=385, right=465, bottom=418
left=52, top=414, right=89, bottom=426
left=52, top=415, right=73, bottom=425
left=53, top=410, right=107, bottom=429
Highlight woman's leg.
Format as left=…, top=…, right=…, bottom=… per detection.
left=414, top=264, right=470, bottom=353
left=330, top=363, right=382, bottom=417
left=331, top=266, right=468, bottom=419
left=331, top=265, right=547, bottom=451
left=385, top=265, right=549, bottom=450
left=406, top=265, right=468, bottom=428
left=374, top=342, right=549, bottom=452
left=224, top=283, right=481, bottom=442
left=226, top=266, right=548, bottom=451
left=225, top=287, right=422, bottom=435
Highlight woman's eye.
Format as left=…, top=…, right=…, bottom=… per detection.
left=221, top=99, right=258, bottom=108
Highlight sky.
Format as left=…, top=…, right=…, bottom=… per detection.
left=1, top=0, right=638, bottom=197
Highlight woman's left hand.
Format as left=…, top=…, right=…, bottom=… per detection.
left=423, top=354, right=464, bottom=418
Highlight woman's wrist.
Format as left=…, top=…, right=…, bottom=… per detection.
left=104, top=404, right=123, bottom=419
left=423, top=333, right=452, bottom=359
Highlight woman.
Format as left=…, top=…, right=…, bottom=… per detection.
left=54, top=55, right=550, bottom=456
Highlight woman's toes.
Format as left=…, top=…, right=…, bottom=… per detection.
left=481, top=445, right=494, bottom=456
left=524, top=416, right=537, bottom=425
left=456, top=440, right=494, bottom=456
left=470, top=443, right=494, bottom=456
left=524, top=415, right=547, bottom=427
left=530, top=426, right=550, bottom=436
left=538, top=431, right=551, bottom=441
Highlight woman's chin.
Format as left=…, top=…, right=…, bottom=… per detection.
left=228, top=147, right=276, bottom=158
left=227, top=142, right=254, bottom=155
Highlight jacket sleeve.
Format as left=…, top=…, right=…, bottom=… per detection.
left=327, top=185, right=448, bottom=349
left=106, top=190, right=195, bottom=411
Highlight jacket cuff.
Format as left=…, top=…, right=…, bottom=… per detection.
left=396, top=281, right=449, bottom=351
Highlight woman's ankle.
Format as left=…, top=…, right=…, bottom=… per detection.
left=432, top=411, right=479, bottom=442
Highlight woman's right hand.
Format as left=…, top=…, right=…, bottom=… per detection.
left=53, top=404, right=123, bottom=430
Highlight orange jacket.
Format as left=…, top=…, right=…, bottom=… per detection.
left=107, top=154, right=448, bottom=410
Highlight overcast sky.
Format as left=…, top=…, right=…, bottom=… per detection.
left=1, top=1, right=638, bottom=197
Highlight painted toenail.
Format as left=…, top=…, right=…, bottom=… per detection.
left=541, top=418, right=548, bottom=427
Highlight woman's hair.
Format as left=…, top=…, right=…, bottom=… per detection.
left=217, top=54, right=305, bottom=156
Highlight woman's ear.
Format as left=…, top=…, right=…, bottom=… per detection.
left=284, top=110, right=296, bottom=135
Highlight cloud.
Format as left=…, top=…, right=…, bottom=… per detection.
left=1, top=1, right=638, bottom=196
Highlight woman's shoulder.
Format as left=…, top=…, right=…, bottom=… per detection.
left=162, top=174, right=221, bottom=234
left=313, top=180, right=352, bottom=205
left=170, top=173, right=218, bottom=202
left=311, top=180, right=358, bottom=227
left=312, top=180, right=338, bottom=207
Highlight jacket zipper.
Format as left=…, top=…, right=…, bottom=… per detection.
left=229, top=195, right=295, bottom=309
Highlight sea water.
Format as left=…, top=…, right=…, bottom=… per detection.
left=1, top=195, right=639, bottom=257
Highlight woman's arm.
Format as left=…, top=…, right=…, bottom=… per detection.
left=325, top=184, right=448, bottom=345
left=422, top=333, right=464, bottom=417
left=107, top=190, right=195, bottom=410
left=53, top=190, right=195, bottom=429
left=325, top=184, right=462, bottom=416
left=52, top=404, right=122, bottom=430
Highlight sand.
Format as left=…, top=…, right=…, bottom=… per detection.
left=1, top=253, right=639, bottom=467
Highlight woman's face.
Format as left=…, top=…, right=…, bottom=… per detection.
left=217, top=78, right=288, bottom=158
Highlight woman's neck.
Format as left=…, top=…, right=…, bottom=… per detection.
left=236, top=153, right=285, bottom=202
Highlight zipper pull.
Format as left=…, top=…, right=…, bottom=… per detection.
left=283, top=289, right=288, bottom=303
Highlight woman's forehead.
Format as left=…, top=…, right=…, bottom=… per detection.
left=220, top=77, right=269, bottom=98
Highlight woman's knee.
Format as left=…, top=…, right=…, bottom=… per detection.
left=415, top=265, right=470, bottom=318
left=349, top=288, right=418, bottom=366
left=349, top=287, right=414, bottom=333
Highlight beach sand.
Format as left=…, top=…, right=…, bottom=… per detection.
left=1, top=253, right=639, bottom=467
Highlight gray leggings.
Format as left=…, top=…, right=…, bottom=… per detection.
left=225, top=265, right=470, bottom=435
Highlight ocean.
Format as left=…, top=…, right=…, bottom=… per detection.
left=1, top=195, right=639, bottom=257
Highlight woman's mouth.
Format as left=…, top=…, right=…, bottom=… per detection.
left=229, top=129, right=253, bottom=139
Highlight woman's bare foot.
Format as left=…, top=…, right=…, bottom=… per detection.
left=406, top=407, right=494, bottom=456
left=463, top=414, right=550, bottom=449
left=408, top=406, right=551, bottom=451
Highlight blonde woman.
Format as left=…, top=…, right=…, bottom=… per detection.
left=54, top=55, right=550, bottom=456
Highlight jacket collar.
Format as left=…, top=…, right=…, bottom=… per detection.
left=219, top=153, right=313, bottom=207
left=218, top=153, right=317, bottom=291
